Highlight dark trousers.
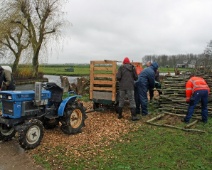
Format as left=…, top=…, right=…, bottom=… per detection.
left=137, top=83, right=148, bottom=115
left=119, top=90, right=136, bottom=108
left=185, top=90, right=208, bottom=122
left=149, top=89, right=154, bottom=101
left=135, top=86, right=141, bottom=114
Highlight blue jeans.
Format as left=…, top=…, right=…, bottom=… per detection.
left=119, top=90, right=136, bottom=108
left=185, top=90, right=208, bottom=122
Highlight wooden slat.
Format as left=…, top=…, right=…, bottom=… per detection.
left=93, top=87, right=113, bottom=91
left=91, top=60, right=116, bottom=64
left=93, top=80, right=113, bottom=85
left=111, top=62, right=117, bottom=101
left=93, top=74, right=114, bottom=78
left=89, top=61, right=94, bottom=99
left=94, top=67, right=113, bottom=71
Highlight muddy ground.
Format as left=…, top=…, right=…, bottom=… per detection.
left=0, top=140, right=43, bottom=170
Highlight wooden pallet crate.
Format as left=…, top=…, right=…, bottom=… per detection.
left=90, top=60, right=117, bottom=102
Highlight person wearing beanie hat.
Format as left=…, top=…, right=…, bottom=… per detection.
left=116, top=57, right=139, bottom=121
left=135, top=61, right=159, bottom=116
left=123, top=57, right=130, bottom=64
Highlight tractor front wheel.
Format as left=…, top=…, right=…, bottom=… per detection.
left=61, top=103, right=86, bottom=134
left=18, top=119, right=44, bottom=150
left=0, top=124, right=16, bottom=141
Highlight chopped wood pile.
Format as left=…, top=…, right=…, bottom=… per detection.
left=156, top=73, right=212, bottom=116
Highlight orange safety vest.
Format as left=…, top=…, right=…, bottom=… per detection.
left=185, top=76, right=210, bottom=100
left=136, top=66, right=143, bottom=75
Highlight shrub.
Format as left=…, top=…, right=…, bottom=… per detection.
left=14, top=67, right=34, bottom=79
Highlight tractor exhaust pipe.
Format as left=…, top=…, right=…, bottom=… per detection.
left=34, top=82, right=42, bottom=106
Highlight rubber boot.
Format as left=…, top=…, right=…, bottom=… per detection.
left=117, top=107, right=123, bottom=119
left=131, top=108, right=140, bottom=121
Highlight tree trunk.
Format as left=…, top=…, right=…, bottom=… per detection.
left=32, top=55, right=39, bottom=77
left=32, top=45, right=41, bottom=77
left=12, top=54, right=21, bottom=73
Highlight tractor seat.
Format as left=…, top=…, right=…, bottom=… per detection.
left=44, top=82, right=63, bottom=103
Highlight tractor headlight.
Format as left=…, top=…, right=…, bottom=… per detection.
left=7, top=95, right=12, bottom=100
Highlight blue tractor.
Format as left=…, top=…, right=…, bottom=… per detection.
left=0, top=82, right=87, bottom=149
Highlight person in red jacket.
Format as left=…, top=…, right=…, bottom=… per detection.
left=183, top=75, right=210, bottom=123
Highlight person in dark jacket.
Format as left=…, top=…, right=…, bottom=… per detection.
left=135, top=62, right=159, bottom=116
left=0, top=66, right=15, bottom=90
left=116, top=57, right=139, bottom=121
left=146, top=61, right=161, bottom=101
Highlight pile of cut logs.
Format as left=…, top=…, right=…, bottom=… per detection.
left=157, top=73, right=212, bottom=116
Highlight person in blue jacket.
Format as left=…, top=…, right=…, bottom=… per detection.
left=135, top=62, right=159, bottom=116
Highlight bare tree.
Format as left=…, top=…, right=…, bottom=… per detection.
left=0, top=2, right=30, bottom=72
left=1, top=0, right=66, bottom=77
left=204, top=40, right=212, bottom=57
left=18, top=0, right=65, bottom=77
left=0, top=19, right=30, bottom=72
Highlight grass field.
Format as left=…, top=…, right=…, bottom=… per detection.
left=39, top=64, right=191, bottom=76
left=39, top=65, right=90, bottom=76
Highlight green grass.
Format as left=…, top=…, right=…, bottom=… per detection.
left=62, top=92, right=90, bottom=102
left=65, top=121, right=211, bottom=170
left=39, top=65, right=90, bottom=76
left=158, top=67, right=193, bottom=73
left=103, top=124, right=212, bottom=170
left=33, top=116, right=212, bottom=170
left=39, top=65, right=193, bottom=76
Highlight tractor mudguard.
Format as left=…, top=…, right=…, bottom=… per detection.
left=58, top=96, right=77, bottom=116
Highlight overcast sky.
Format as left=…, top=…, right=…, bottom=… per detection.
left=49, top=0, right=212, bottom=64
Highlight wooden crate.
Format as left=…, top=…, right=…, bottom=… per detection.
left=90, top=60, right=117, bottom=102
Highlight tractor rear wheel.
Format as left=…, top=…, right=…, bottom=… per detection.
left=61, top=103, right=86, bottom=134
left=0, top=125, right=16, bottom=141
left=18, top=119, right=44, bottom=150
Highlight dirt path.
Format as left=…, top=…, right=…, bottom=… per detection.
left=0, top=140, right=43, bottom=170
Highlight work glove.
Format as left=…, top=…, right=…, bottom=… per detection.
left=186, top=98, right=194, bottom=105
left=155, top=81, right=161, bottom=89
left=186, top=99, right=190, bottom=104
